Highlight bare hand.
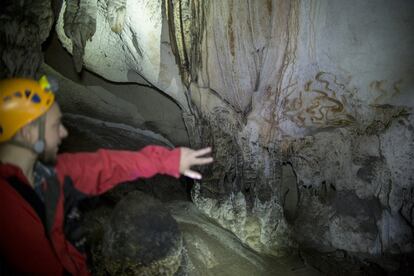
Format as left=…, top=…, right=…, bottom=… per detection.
left=179, top=147, right=213, bottom=179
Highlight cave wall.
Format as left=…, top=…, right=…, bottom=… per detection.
left=0, top=0, right=53, bottom=78
left=54, top=0, right=414, bottom=257
left=1, top=0, right=413, bottom=261
left=44, top=32, right=189, bottom=146
left=169, top=0, right=414, bottom=256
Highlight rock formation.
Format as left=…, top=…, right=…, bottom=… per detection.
left=1, top=0, right=413, bottom=274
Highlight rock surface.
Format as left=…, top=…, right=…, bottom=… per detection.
left=101, top=191, right=183, bottom=275
left=0, top=0, right=53, bottom=78
left=54, top=0, right=414, bottom=257
left=83, top=197, right=322, bottom=276
left=168, top=201, right=321, bottom=276
left=0, top=0, right=413, bottom=272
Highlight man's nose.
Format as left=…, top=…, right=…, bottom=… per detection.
left=60, top=124, right=68, bottom=138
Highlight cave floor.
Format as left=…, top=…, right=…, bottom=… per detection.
left=169, top=201, right=321, bottom=276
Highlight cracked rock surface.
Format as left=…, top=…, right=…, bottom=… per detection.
left=0, top=0, right=413, bottom=274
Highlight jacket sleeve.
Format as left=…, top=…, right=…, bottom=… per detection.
left=55, top=145, right=181, bottom=196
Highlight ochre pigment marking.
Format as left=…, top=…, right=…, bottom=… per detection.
left=283, top=72, right=355, bottom=128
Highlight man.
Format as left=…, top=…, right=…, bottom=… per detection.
left=0, top=76, right=213, bottom=275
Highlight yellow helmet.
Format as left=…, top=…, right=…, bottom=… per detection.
left=0, top=76, right=55, bottom=143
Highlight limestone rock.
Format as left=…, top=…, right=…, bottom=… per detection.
left=168, top=200, right=321, bottom=276
left=289, top=112, right=414, bottom=255
left=52, top=0, right=414, bottom=263
left=0, top=0, right=53, bottom=77
left=101, top=191, right=183, bottom=275
left=56, top=0, right=189, bottom=110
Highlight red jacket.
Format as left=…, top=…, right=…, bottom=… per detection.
left=0, top=145, right=180, bottom=275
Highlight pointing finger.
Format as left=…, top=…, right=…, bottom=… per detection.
left=184, top=170, right=202, bottom=180
left=193, top=157, right=214, bottom=165
left=193, top=147, right=212, bottom=157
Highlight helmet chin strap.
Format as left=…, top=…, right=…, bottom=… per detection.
left=10, top=116, right=46, bottom=156
left=33, top=116, right=46, bottom=155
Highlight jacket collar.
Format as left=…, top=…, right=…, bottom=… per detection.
left=0, top=162, right=30, bottom=186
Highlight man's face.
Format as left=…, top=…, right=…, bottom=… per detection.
left=41, top=103, right=68, bottom=163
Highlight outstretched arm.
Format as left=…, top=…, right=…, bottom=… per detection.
left=55, top=145, right=213, bottom=195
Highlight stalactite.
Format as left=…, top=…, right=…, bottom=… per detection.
left=107, top=0, right=127, bottom=33
left=0, top=0, right=53, bottom=78
left=63, top=0, right=97, bottom=72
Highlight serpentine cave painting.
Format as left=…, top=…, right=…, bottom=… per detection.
left=0, top=0, right=413, bottom=274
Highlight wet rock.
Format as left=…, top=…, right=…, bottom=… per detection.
left=356, top=156, right=384, bottom=184
left=82, top=198, right=321, bottom=275
left=101, top=191, right=183, bottom=275
left=52, top=0, right=414, bottom=262
left=0, top=0, right=53, bottom=78
left=290, top=113, right=414, bottom=256
left=167, top=201, right=321, bottom=276
left=63, top=0, right=97, bottom=72
left=300, top=249, right=387, bottom=276
left=281, top=162, right=299, bottom=223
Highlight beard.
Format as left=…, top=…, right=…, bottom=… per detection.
left=39, top=146, right=58, bottom=165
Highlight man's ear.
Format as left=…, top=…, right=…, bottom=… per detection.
left=16, top=124, right=38, bottom=144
